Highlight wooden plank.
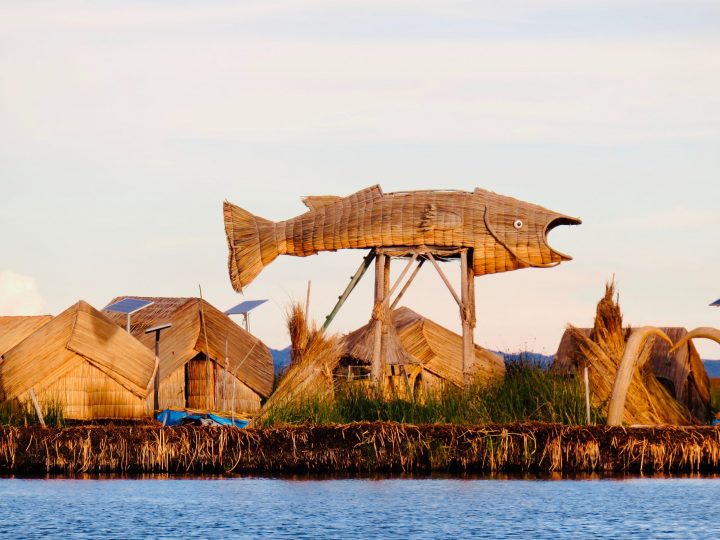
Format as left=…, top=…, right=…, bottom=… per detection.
left=28, top=388, right=45, bottom=427
left=390, top=259, right=424, bottom=310
left=387, top=252, right=418, bottom=299
left=322, top=250, right=376, bottom=331
left=427, top=252, right=462, bottom=307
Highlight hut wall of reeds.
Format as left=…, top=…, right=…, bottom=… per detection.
left=554, top=326, right=711, bottom=421
left=104, top=297, right=273, bottom=415
left=342, top=307, right=505, bottom=391
left=0, top=302, right=156, bottom=419
left=0, top=315, right=53, bottom=356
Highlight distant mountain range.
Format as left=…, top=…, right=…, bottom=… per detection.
left=703, top=360, right=720, bottom=378
left=499, top=351, right=554, bottom=367
left=270, top=347, right=720, bottom=378
left=269, top=347, right=556, bottom=376
left=271, top=347, right=292, bottom=375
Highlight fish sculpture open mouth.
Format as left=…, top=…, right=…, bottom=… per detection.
left=224, top=185, right=581, bottom=292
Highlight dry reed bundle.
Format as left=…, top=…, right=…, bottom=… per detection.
left=3, top=423, right=720, bottom=475
left=224, top=185, right=581, bottom=291
left=556, top=327, right=710, bottom=421
left=569, top=283, right=695, bottom=425
left=257, top=303, right=343, bottom=422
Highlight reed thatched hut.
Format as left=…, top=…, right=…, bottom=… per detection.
left=342, top=307, right=505, bottom=392
left=0, top=315, right=53, bottom=356
left=104, top=297, right=273, bottom=414
left=0, top=302, right=157, bottom=420
left=554, top=326, right=711, bottom=421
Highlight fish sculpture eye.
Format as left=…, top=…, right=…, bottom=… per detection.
left=513, top=219, right=524, bottom=230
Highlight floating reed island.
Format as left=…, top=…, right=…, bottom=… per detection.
left=3, top=185, right=720, bottom=478
left=3, top=423, right=720, bottom=476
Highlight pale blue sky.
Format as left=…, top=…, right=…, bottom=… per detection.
left=1, top=1, right=719, bottom=357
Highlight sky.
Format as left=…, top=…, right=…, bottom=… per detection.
left=1, top=0, right=719, bottom=357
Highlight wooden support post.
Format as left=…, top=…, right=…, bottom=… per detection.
left=460, top=249, right=475, bottom=387
left=427, top=252, right=462, bottom=307
left=381, top=255, right=391, bottom=389
left=371, top=252, right=386, bottom=386
left=584, top=365, right=591, bottom=424
left=388, top=252, right=418, bottom=299
left=305, top=280, right=312, bottom=318
left=28, top=388, right=45, bottom=427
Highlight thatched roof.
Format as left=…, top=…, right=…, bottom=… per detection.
left=103, top=297, right=274, bottom=398
left=0, top=315, right=53, bottom=355
left=554, top=326, right=710, bottom=420
left=0, top=301, right=157, bottom=415
left=343, top=307, right=505, bottom=387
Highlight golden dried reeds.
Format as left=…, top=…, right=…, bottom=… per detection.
left=256, top=303, right=343, bottom=423
left=569, top=283, right=696, bottom=425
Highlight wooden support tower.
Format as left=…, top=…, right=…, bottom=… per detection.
left=322, top=245, right=478, bottom=390
left=367, top=246, right=477, bottom=388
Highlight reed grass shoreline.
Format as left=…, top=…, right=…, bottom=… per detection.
left=2, top=422, right=720, bottom=476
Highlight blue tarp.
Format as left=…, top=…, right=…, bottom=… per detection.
left=156, top=409, right=249, bottom=428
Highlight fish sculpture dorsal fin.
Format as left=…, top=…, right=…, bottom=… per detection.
left=419, top=203, right=463, bottom=232
left=302, top=195, right=341, bottom=211
left=349, top=185, right=383, bottom=202
left=302, top=185, right=383, bottom=211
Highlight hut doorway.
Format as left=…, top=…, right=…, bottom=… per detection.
left=185, top=354, right=216, bottom=410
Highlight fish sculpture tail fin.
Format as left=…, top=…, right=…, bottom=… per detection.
left=223, top=201, right=279, bottom=292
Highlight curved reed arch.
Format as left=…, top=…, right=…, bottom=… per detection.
left=669, top=327, right=720, bottom=354
left=607, top=327, right=673, bottom=426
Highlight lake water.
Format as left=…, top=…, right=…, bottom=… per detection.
left=1, top=476, right=719, bottom=539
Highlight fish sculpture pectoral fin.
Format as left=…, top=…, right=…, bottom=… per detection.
left=419, top=203, right=463, bottom=232
left=223, top=201, right=280, bottom=293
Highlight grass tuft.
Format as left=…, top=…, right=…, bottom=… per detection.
left=0, top=398, right=65, bottom=427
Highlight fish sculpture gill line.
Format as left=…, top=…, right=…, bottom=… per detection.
left=224, top=185, right=581, bottom=292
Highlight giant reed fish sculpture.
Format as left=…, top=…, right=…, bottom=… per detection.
left=224, top=185, right=581, bottom=292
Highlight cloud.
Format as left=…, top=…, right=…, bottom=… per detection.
left=0, top=271, right=47, bottom=315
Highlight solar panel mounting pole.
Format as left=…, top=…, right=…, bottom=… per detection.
left=145, top=323, right=172, bottom=412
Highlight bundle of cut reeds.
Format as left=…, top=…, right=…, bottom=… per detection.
left=570, top=283, right=695, bottom=425
left=255, top=303, right=342, bottom=423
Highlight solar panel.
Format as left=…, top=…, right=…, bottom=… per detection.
left=225, top=299, right=268, bottom=315
left=104, top=298, right=154, bottom=315
left=711, top=298, right=720, bottom=307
